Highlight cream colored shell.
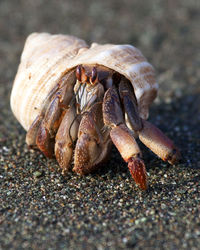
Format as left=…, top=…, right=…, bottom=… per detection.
left=10, top=32, right=158, bottom=131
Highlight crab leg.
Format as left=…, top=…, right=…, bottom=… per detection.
left=119, top=78, right=143, bottom=131
left=55, top=105, right=80, bottom=173
left=36, top=94, right=64, bottom=158
left=73, top=102, right=111, bottom=175
left=103, top=87, right=148, bottom=190
left=138, top=120, right=180, bottom=165
left=26, top=114, right=43, bottom=147
left=26, top=71, right=76, bottom=150
left=119, top=80, right=180, bottom=165
left=26, top=89, right=59, bottom=148
left=35, top=71, right=76, bottom=158
left=110, top=125, right=148, bottom=190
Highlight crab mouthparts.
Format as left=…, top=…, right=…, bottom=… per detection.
left=74, top=80, right=105, bottom=113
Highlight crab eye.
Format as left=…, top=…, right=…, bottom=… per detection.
left=76, top=65, right=82, bottom=82
left=90, top=67, right=98, bottom=85
left=76, top=65, right=88, bottom=83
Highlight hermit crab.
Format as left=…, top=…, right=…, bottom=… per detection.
left=10, top=33, right=180, bottom=190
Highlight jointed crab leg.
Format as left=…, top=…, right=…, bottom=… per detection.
left=36, top=94, right=64, bottom=158
left=36, top=121, right=55, bottom=158
left=35, top=71, right=76, bottom=158
left=110, top=124, right=148, bottom=190
left=26, top=114, right=43, bottom=146
left=103, top=86, right=148, bottom=190
left=119, top=79, right=143, bottom=131
left=138, top=120, right=180, bottom=165
left=119, top=79, right=180, bottom=166
left=55, top=105, right=80, bottom=173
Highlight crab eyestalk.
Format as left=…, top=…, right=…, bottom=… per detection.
left=74, top=65, right=105, bottom=113
left=90, top=66, right=98, bottom=85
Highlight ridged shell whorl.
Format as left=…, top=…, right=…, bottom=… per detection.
left=10, top=32, right=158, bottom=131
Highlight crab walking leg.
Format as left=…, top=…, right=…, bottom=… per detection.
left=119, top=78, right=143, bottom=131
left=55, top=105, right=80, bottom=173
left=35, top=73, right=76, bottom=158
left=138, top=120, right=180, bottom=165
left=119, top=79, right=180, bottom=167
left=26, top=83, right=63, bottom=148
left=36, top=121, right=55, bottom=158
left=103, top=87, right=148, bottom=190
left=73, top=102, right=111, bottom=175
left=36, top=95, right=63, bottom=158
left=26, top=115, right=43, bottom=147
left=26, top=87, right=63, bottom=147
left=110, top=125, right=148, bottom=190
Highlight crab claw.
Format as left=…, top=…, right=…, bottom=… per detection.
left=73, top=102, right=111, bottom=174
left=73, top=133, right=102, bottom=174
left=55, top=105, right=80, bottom=173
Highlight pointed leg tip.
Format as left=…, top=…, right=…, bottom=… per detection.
left=72, top=165, right=85, bottom=175
left=61, top=168, right=69, bottom=176
left=36, top=124, right=54, bottom=158
left=166, top=148, right=181, bottom=165
left=128, top=157, right=148, bottom=190
left=55, top=142, right=73, bottom=173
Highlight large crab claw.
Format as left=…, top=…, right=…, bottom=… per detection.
left=73, top=102, right=111, bottom=175
left=55, top=105, right=80, bottom=173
